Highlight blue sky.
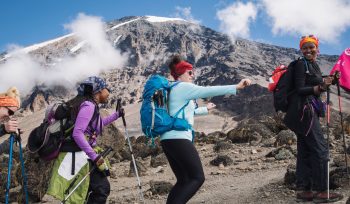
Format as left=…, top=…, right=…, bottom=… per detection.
left=1, top=0, right=350, bottom=55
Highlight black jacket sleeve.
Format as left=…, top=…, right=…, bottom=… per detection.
left=0, top=124, right=7, bottom=137
left=294, top=61, right=315, bottom=96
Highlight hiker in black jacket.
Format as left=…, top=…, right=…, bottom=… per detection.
left=283, top=35, right=343, bottom=203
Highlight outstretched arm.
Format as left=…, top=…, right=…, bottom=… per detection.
left=180, top=79, right=251, bottom=100
left=101, top=111, right=120, bottom=126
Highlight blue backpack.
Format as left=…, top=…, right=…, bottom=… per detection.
left=140, top=75, right=191, bottom=145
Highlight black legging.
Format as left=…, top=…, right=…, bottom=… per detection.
left=86, top=167, right=110, bottom=204
left=161, top=139, right=205, bottom=204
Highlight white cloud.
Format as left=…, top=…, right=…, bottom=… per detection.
left=261, top=0, right=350, bottom=43
left=0, top=47, right=43, bottom=95
left=174, top=6, right=201, bottom=25
left=174, top=6, right=202, bottom=32
left=216, top=2, right=258, bottom=42
left=0, top=13, right=128, bottom=96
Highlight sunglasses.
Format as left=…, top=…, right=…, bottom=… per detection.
left=188, top=70, right=194, bottom=76
left=301, top=34, right=316, bottom=39
left=6, top=107, right=15, bottom=116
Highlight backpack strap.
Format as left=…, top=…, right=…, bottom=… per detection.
left=151, top=101, right=156, bottom=131
left=173, top=101, right=190, bottom=119
left=301, top=57, right=310, bottom=74
left=169, top=81, right=181, bottom=89
left=166, top=81, right=181, bottom=112
left=71, top=152, right=75, bottom=175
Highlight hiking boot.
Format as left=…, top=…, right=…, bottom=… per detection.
left=296, top=191, right=314, bottom=202
left=313, top=192, right=343, bottom=203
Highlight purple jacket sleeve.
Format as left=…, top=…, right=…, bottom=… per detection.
left=72, top=101, right=98, bottom=161
left=102, top=111, right=119, bottom=126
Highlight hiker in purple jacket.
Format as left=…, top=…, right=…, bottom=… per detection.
left=72, top=76, right=124, bottom=203
left=47, top=76, right=124, bottom=204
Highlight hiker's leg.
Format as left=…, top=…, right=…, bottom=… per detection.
left=304, top=118, right=328, bottom=192
left=86, top=169, right=110, bottom=204
left=296, top=133, right=312, bottom=190
left=162, top=140, right=189, bottom=203
left=161, top=139, right=205, bottom=204
left=306, top=118, right=343, bottom=202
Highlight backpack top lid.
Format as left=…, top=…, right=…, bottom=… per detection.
left=268, top=64, right=287, bottom=92
left=142, top=75, right=172, bottom=100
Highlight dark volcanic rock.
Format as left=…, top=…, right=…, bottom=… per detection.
left=213, top=141, right=233, bottom=152
left=284, top=163, right=296, bottom=188
left=0, top=148, right=54, bottom=203
left=195, top=131, right=226, bottom=144
left=266, top=146, right=295, bottom=160
left=149, top=180, right=173, bottom=195
left=210, top=155, right=233, bottom=167
left=226, top=119, right=275, bottom=145
left=330, top=167, right=350, bottom=189
left=129, top=159, right=148, bottom=177
left=274, top=130, right=297, bottom=146
left=211, top=85, right=274, bottom=120
left=150, top=153, right=168, bottom=168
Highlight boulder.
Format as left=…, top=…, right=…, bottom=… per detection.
left=98, top=109, right=126, bottom=156
left=150, top=153, right=168, bottom=168
left=129, top=158, right=148, bottom=177
left=129, top=137, right=163, bottom=160
left=149, top=180, right=173, bottom=195
left=274, top=130, right=297, bottom=147
left=213, top=141, right=233, bottom=153
left=284, top=163, right=296, bottom=189
left=195, top=131, right=226, bottom=144
left=226, top=119, right=275, bottom=145
left=330, top=167, right=350, bottom=189
left=266, top=146, right=295, bottom=160
left=259, top=113, right=288, bottom=134
left=0, top=148, right=54, bottom=203
left=210, top=155, right=233, bottom=167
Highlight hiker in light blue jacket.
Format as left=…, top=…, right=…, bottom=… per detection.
left=161, top=55, right=251, bottom=204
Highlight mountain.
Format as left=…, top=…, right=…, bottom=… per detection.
left=1, top=15, right=347, bottom=126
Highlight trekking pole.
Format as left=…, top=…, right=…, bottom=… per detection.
left=17, top=130, right=29, bottom=204
left=61, top=147, right=113, bottom=204
left=117, top=99, right=145, bottom=204
left=5, top=131, right=28, bottom=204
left=335, top=73, right=350, bottom=179
left=326, top=87, right=331, bottom=200
left=5, top=133, right=15, bottom=204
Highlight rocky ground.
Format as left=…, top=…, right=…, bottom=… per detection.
left=1, top=109, right=350, bottom=204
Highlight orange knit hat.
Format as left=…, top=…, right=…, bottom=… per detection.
left=0, top=87, right=20, bottom=108
left=299, top=34, right=319, bottom=49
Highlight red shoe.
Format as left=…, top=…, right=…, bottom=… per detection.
left=313, top=191, right=343, bottom=203
left=296, top=191, right=314, bottom=202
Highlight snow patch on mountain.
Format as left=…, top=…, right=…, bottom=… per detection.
left=145, top=15, right=186, bottom=23
left=70, top=41, right=86, bottom=53
left=109, top=17, right=142, bottom=30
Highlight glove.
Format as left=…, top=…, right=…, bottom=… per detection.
left=94, top=156, right=109, bottom=172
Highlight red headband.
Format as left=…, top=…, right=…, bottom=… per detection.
left=171, top=61, right=193, bottom=80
